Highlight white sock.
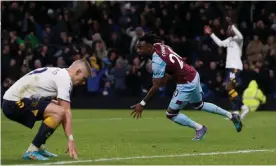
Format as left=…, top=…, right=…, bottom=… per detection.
left=233, top=111, right=239, bottom=115
left=39, top=144, right=46, bottom=150
left=227, top=112, right=232, bottom=119
left=240, top=105, right=250, bottom=120
left=194, top=123, right=203, bottom=130
left=27, top=143, right=39, bottom=152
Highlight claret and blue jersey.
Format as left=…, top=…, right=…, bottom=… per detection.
left=151, top=43, right=203, bottom=110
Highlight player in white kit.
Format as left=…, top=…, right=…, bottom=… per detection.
left=204, top=17, right=249, bottom=114
left=2, top=60, right=91, bottom=160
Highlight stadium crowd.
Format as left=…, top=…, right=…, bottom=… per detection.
left=2, top=1, right=276, bottom=99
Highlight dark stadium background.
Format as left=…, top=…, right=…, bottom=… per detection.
left=1, top=1, right=276, bottom=109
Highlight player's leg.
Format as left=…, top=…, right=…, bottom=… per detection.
left=240, top=100, right=252, bottom=120
left=37, top=102, right=64, bottom=157
left=166, top=85, right=206, bottom=140
left=2, top=98, right=38, bottom=129
left=1, top=98, right=51, bottom=160
left=225, top=69, right=243, bottom=113
left=24, top=100, right=65, bottom=160
left=240, top=105, right=250, bottom=119
left=190, top=72, right=242, bottom=132
left=39, top=99, right=60, bottom=156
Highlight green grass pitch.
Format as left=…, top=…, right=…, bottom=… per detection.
left=1, top=110, right=276, bottom=165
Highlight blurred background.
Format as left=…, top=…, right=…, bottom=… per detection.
left=1, top=1, right=276, bottom=109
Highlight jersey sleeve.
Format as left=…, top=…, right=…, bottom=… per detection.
left=210, top=33, right=230, bottom=47
left=231, top=25, right=243, bottom=41
left=152, top=53, right=166, bottom=78
left=55, top=76, right=72, bottom=102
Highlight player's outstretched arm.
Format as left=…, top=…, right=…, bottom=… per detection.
left=130, top=78, right=162, bottom=119
left=231, top=25, right=243, bottom=40
left=226, top=17, right=243, bottom=40
left=131, top=57, right=165, bottom=119
left=59, top=99, right=78, bottom=160
left=205, top=26, right=229, bottom=47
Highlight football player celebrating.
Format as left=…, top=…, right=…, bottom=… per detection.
left=204, top=17, right=249, bottom=115
left=130, top=33, right=243, bottom=140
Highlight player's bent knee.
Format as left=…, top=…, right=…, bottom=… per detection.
left=44, top=105, right=65, bottom=128
left=44, top=103, right=65, bottom=119
left=166, top=108, right=179, bottom=120
left=191, top=101, right=204, bottom=110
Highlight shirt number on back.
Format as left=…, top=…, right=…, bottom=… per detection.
left=167, top=47, right=184, bottom=69
left=169, top=54, right=184, bottom=69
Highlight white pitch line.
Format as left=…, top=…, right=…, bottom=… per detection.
left=42, top=149, right=275, bottom=165
left=1, top=117, right=161, bottom=124
left=94, top=117, right=159, bottom=121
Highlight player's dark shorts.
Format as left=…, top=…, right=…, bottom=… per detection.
left=2, top=98, right=52, bottom=129
left=224, top=68, right=242, bottom=87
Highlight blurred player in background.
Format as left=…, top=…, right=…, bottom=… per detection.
left=241, top=80, right=266, bottom=119
left=2, top=60, right=91, bottom=160
left=204, top=17, right=249, bottom=115
left=130, top=33, right=243, bottom=141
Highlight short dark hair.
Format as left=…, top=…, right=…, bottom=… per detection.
left=138, top=33, right=162, bottom=45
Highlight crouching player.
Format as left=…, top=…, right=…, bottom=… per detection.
left=2, top=60, right=92, bottom=160
left=131, top=34, right=243, bottom=140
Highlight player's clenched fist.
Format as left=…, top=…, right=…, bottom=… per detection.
left=66, top=140, right=78, bottom=160
left=204, top=26, right=212, bottom=35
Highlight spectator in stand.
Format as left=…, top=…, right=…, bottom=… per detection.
left=87, top=68, right=106, bottom=95
left=246, top=34, right=264, bottom=67
left=126, top=26, right=145, bottom=55
left=1, top=1, right=276, bottom=102
left=110, top=56, right=129, bottom=95
left=126, top=56, right=142, bottom=96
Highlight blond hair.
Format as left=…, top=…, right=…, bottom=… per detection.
left=70, top=59, right=92, bottom=76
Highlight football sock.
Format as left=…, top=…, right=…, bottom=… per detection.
left=27, top=143, right=39, bottom=152
left=167, top=112, right=203, bottom=130
left=201, top=102, right=232, bottom=119
left=240, top=105, right=250, bottom=119
left=228, top=89, right=243, bottom=111
left=39, top=144, right=46, bottom=150
left=31, top=118, right=56, bottom=149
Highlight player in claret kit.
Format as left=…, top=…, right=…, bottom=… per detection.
left=130, top=33, right=243, bottom=140
left=2, top=59, right=91, bottom=160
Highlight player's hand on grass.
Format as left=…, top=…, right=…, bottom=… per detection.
left=66, top=140, right=78, bottom=160
left=204, top=26, right=212, bottom=35
left=130, top=103, right=144, bottom=119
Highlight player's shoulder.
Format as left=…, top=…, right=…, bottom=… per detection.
left=153, top=43, right=170, bottom=51
left=152, top=53, right=166, bottom=67
left=47, top=67, right=71, bottom=85
left=54, top=70, right=72, bottom=90
left=53, top=68, right=71, bottom=80
left=153, top=43, right=172, bottom=56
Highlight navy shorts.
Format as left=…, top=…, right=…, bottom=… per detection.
left=224, top=68, right=242, bottom=87
left=2, top=98, right=51, bottom=129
